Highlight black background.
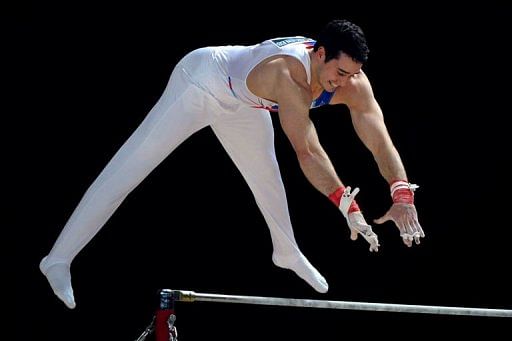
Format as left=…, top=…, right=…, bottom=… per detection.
left=10, top=2, right=511, bottom=340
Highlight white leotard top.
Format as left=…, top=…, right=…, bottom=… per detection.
left=214, top=37, right=333, bottom=112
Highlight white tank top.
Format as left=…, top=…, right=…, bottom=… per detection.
left=214, top=37, right=334, bottom=112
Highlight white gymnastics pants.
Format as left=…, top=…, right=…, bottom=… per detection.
left=40, top=47, right=321, bottom=289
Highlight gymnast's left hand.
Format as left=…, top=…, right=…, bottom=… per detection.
left=374, top=203, right=424, bottom=247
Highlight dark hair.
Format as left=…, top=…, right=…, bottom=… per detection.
left=314, top=19, right=369, bottom=63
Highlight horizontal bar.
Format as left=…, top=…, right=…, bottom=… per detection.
left=162, top=289, right=512, bottom=318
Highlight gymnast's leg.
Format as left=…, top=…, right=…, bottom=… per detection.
left=211, top=108, right=328, bottom=293
left=40, top=59, right=220, bottom=308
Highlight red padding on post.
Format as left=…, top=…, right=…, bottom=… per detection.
left=156, top=308, right=174, bottom=341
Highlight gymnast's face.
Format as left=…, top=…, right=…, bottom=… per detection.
left=316, top=48, right=362, bottom=92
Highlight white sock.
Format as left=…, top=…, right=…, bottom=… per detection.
left=39, top=257, right=76, bottom=309
left=272, top=252, right=328, bottom=293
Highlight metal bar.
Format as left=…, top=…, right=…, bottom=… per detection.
left=161, top=289, right=512, bottom=318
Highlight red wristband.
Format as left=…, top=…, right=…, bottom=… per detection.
left=328, top=186, right=360, bottom=213
left=390, top=180, right=415, bottom=204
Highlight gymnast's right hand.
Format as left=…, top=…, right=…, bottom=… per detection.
left=347, top=211, right=379, bottom=252
left=330, top=186, right=379, bottom=252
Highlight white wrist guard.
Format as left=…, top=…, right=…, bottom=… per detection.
left=390, top=181, right=419, bottom=198
left=339, top=186, right=360, bottom=218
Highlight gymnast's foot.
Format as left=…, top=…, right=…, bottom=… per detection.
left=272, top=252, right=328, bottom=293
left=39, top=256, right=76, bottom=309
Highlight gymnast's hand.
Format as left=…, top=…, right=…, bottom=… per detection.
left=329, top=186, right=379, bottom=252
left=374, top=180, right=424, bottom=247
left=347, top=211, right=380, bottom=252
left=374, top=203, right=424, bottom=247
